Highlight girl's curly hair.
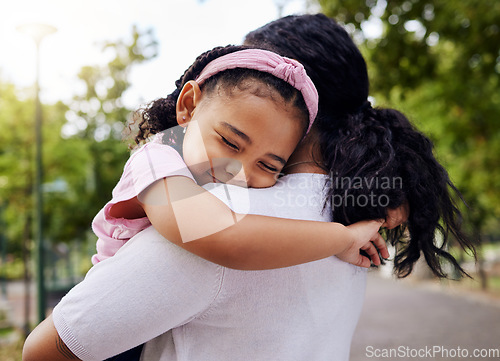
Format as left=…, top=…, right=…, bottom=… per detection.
left=131, top=44, right=309, bottom=149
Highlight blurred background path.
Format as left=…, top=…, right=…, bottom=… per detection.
left=351, top=272, right=500, bottom=361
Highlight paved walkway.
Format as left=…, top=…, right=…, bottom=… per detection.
left=1, top=280, right=72, bottom=332
left=350, top=272, right=500, bottom=361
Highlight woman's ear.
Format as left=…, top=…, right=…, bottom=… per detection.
left=176, top=80, right=202, bottom=127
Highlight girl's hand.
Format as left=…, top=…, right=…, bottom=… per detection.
left=337, top=220, right=388, bottom=268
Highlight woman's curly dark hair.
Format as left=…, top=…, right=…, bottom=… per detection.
left=131, top=44, right=309, bottom=149
left=245, top=13, right=369, bottom=124
left=324, top=105, right=477, bottom=278
left=246, top=14, right=477, bottom=278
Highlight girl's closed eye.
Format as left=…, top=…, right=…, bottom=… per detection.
left=259, top=161, right=279, bottom=173
left=219, top=134, right=239, bottom=151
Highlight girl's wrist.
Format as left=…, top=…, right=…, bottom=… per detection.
left=329, top=222, right=353, bottom=255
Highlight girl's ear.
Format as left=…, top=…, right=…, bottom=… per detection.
left=176, top=80, right=202, bottom=127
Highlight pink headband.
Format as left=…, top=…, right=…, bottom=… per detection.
left=195, top=49, right=318, bottom=134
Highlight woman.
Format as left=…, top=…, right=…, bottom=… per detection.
left=23, top=14, right=475, bottom=361
left=244, top=14, right=474, bottom=279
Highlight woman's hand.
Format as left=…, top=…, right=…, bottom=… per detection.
left=337, top=220, right=388, bottom=268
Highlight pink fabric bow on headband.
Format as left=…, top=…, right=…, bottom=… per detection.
left=195, top=49, right=319, bottom=134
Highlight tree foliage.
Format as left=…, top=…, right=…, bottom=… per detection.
left=0, top=25, right=158, bottom=263
left=318, top=0, right=500, bottom=240
left=0, top=83, right=78, bottom=254
left=64, top=25, right=158, bottom=233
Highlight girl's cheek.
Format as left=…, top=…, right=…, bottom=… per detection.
left=254, top=177, right=278, bottom=189
left=183, top=135, right=210, bottom=166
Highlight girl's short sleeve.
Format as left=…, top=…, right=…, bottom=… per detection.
left=111, top=143, right=195, bottom=204
left=90, top=143, right=194, bottom=265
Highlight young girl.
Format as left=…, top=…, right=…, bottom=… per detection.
left=91, top=45, right=388, bottom=270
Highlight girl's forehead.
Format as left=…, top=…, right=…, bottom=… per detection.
left=211, top=78, right=280, bottom=99
left=199, top=89, right=300, bottom=131
left=199, top=85, right=283, bottom=114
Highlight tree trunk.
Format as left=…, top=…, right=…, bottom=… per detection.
left=474, top=227, right=488, bottom=290
left=22, top=213, right=32, bottom=338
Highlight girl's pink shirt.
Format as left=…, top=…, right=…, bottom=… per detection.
left=91, top=138, right=194, bottom=264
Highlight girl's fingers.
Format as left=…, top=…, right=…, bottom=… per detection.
left=360, top=242, right=381, bottom=266
left=357, top=255, right=372, bottom=268
left=371, top=233, right=390, bottom=259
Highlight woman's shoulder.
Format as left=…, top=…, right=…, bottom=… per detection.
left=276, top=173, right=329, bottom=188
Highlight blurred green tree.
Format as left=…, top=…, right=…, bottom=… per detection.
left=0, top=82, right=37, bottom=257
left=0, top=25, right=158, bottom=275
left=318, top=0, right=500, bottom=283
left=0, top=83, right=74, bottom=256
left=65, top=25, right=158, bottom=227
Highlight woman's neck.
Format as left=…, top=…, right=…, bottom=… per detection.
left=283, top=131, right=327, bottom=175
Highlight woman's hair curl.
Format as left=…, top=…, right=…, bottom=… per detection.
left=323, top=107, right=477, bottom=278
